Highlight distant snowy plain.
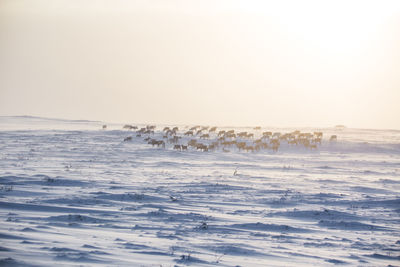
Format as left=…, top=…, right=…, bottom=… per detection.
left=0, top=116, right=399, bottom=266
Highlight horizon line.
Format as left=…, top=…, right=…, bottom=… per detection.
left=1, top=114, right=400, bottom=132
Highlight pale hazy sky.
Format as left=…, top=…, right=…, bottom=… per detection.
left=1, top=0, right=399, bottom=129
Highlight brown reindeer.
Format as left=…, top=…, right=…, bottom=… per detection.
left=312, top=137, right=322, bottom=144
left=200, top=134, right=210, bottom=139
left=144, top=130, right=154, bottom=135
left=188, top=139, right=198, bottom=147
left=123, top=124, right=137, bottom=130
left=237, top=132, right=248, bottom=138
left=314, top=131, right=323, bottom=138
left=209, top=127, right=217, bottom=132
left=254, top=139, right=262, bottom=145
left=196, top=143, right=208, bottom=152
left=309, top=144, right=317, bottom=150
left=173, top=144, right=182, bottom=151
left=137, top=127, right=146, bottom=133
left=184, top=130, right=194, bottom=136
left=208, top=143, right=217, bottom=151
left=225, top=132, right=236, bottom=139
left=270, top=139, right=280, bottom=152
left=124, top=136, right=132, bottom=142
left=272, top=132, right=281, bottom=139
left=217, top=130, right=226, bottom=136
left=262, top=131, right=272, bottom=137
left=236, top=142, right=246, bottom=151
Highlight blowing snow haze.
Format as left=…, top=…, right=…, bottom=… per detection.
left=1, top=2, right=400, bottom=265
left=0, top=0, right=400, bottom=128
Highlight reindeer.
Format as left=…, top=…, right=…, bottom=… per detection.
left=262, top=131, right=272, bottom=137
left=173, top=144, right=182, bottom=151
left=196, top=143, right=208, bottom=152
left=261, top=142, right=269, bottom=149
left=217, top=130, right=226, bottom=136
left=272, top=132, right=281, bottom=139
left=270, top=139, right=280, bottom=152
left=222, top=140, right=236, bottom=147
left=312, top=137, right=322, bottom=144
left=184, top=130, right=194, bottom=136
left=144, top=130, right=154, bottom=135
left=188, top=139, right=198, bottom=147
left=208, top=143, right=217, bottom=151
left=237, top=132, right=248, bottom=138
left=225, top=132, right=236, bottom=139
left=309, top=143, right=317, bottom=150
left=254, top=139, right=263, bottom=145
left=272, top=143, right=279, bottom=152
left=200, top=134, right=210, bottom=139
left=137, top=127, right=146, bottom=134
left=123, top=124, right=137, bottom=130
left=236, top=142, right=246, bottom=151
left=165, top=129, right=174, bottom=136
left=157, top=140, right=166, bottom=148
left=149, top=139, right=165, bottom=148
left=314, top=131, right=323, bottom=138
left=288, top=139, right=298, bottom=145
left=148, top=139, right=156, bottom=145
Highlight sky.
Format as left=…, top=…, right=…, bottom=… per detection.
left=0, top=0, right=399, bottom=129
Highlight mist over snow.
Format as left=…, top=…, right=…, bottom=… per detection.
left=0, top=116, right=399, bottom=266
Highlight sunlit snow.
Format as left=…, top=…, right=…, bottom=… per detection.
left=0, top=116, right=399, bottom=266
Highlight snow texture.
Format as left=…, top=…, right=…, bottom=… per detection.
left=0, top=116, right=399, bottom=266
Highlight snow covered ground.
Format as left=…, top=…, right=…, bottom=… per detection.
left=0, top=116, right=399, bottom=266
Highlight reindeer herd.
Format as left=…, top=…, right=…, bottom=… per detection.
left=118, top=124, right=338, bottom=153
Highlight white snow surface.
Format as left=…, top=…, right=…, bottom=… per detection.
left=0, top=116, right=399, bottom=266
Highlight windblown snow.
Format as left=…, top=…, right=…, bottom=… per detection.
left=0, top=116, right=399, bottom=266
